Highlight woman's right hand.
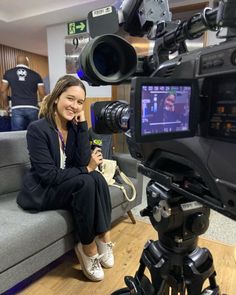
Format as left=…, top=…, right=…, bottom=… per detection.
left=86, top=147, right=103, bottom=173
left=74, top=110, right=86, bottom=124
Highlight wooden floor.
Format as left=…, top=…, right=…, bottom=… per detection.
left=19, top=218, right=236, bottom=295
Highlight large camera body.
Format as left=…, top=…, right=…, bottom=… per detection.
left=127, top=39, right=236, bottom=221
left=79, top=0, right=236, bottom=221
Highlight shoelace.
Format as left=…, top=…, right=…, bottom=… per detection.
left=89, top=254, right=104, bottom=272
left=105, top=242, right=115, bottom=255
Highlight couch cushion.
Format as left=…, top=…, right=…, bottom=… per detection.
left=0, top=163, right=30, bottom=196
left=0, top=131, right=30, bottom=196
left=0, top=131, right=29, bottom=166
left=112, top=153, right=138, bottom=178
left=0, top=193, right=74, bottom=273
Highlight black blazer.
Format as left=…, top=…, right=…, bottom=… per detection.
left=17, top=118, right=91, bottom=211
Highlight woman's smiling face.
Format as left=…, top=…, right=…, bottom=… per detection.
left=55, top=85, right=86, bottom=122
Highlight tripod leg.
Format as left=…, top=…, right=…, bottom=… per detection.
left=185, top=247, right=220, bottom=295
left=186, top=279, right=205, bottom=295
left=123, top=244, right=169, bottom=295
left=150, top=272, right=169, bottom=295
left=201, top=272, right=221, bottom=295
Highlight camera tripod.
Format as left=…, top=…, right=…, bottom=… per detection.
left=111, top=181, right=224, bottom=295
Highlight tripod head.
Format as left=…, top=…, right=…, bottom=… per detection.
left=141, top=180, right=210, bottom=252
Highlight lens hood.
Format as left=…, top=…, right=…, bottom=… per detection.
left=78, top=34, right=137, bottom=85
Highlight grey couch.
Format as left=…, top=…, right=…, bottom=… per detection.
left=0, top=131, right=143, bottom=294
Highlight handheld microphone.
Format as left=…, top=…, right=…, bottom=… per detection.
left=90, top=138, right=103, bottom=171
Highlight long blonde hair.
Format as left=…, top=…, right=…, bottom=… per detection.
left=39, top=75, right=86, bottom=124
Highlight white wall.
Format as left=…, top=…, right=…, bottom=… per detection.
left=47, top=24, right=67, bottom=91
left=46, top=23, right=111, bottom=97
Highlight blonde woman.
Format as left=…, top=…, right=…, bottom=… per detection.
left=17, top=75, right=114, bottom=281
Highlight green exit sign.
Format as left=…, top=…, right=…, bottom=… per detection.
left=68, top=20, right=87, bottom=35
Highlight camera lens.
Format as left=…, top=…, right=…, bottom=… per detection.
left=93, top=43, right=120, bottom=76
left=78, top=34, right=137, bottom=85
left=104, top=101, right=130, bottom=132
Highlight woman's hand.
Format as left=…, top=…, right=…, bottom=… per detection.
left=86, top=147, right=103, bottom=173
left=73, top=110, right=86, bottom=124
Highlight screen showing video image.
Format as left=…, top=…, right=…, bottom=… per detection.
left=141, top=85, right=191, bottom=135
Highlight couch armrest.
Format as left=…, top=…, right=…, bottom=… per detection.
left=112, top=152, right=144, bottom=208
left=112, top=152, right=138, bottom=178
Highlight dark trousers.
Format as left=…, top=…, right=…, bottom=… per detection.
left=44, top=171, right=112, bottom=245
left=11, top=108, right=39, bottom=131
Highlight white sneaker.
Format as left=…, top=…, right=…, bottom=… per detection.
left=74, top=243, right=104, bottom=281
left=96, top=238, right=115, bottom=268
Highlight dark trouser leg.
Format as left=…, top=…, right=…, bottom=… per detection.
left=25, top=108, right=39, bottom=128
left=72, top=171, right=112, bottom=244
left=45, top=171, right=112, bottom=245
left=11, top=108, right=27, bottom=131
left=89, top=171, right=112, bottom=234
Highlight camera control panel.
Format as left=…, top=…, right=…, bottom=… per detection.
left=195, top=41, right=236, bottom=142
left=198, top=41, right=236, bottom=77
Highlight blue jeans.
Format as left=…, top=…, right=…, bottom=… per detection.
left=11, top=108, right=39, bottom=131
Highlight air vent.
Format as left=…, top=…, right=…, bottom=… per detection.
left=162, top=65, right=177, bottom=77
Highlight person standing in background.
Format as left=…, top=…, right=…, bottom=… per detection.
left=0, top=54, right=46, bottom=131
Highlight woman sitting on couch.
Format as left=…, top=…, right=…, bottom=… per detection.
left=17, top=75, right=114, bottom=282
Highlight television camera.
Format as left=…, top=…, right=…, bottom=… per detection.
left=78, top=0, right=236, bottom=294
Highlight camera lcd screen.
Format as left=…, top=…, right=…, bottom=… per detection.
left=141, top=85, right=191, bottom=136
left=130, top=77, right=198, bottom=142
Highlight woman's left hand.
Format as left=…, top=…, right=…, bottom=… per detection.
left=86, top=147, right=103, bottom=172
